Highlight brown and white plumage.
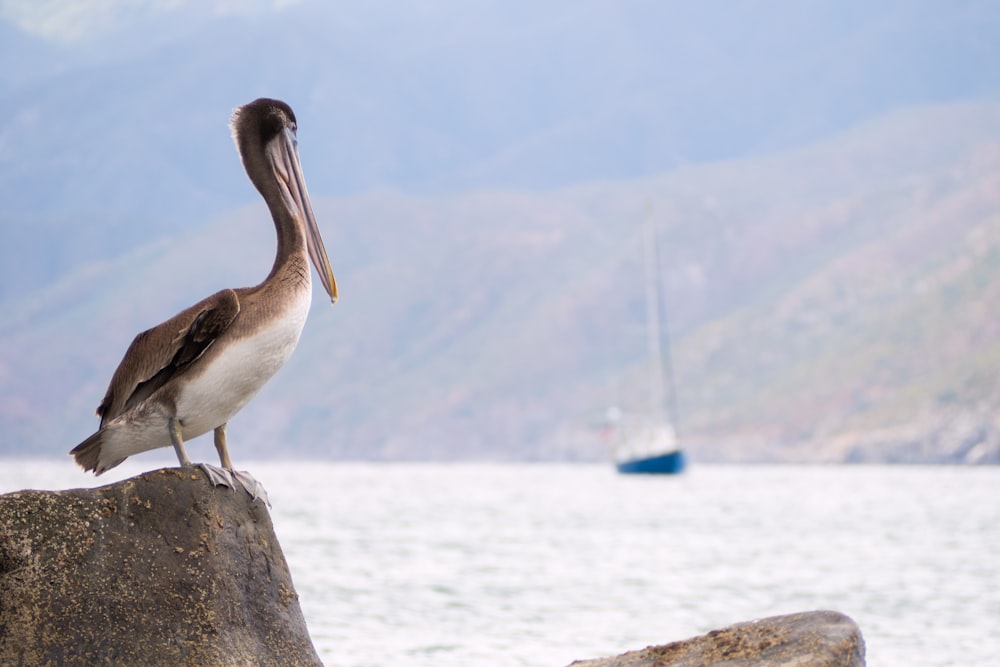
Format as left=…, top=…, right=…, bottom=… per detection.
left=70, top=98, right=337, bottom=492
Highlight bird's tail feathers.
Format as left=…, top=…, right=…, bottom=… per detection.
left=70, top=431, right=125, bottom=475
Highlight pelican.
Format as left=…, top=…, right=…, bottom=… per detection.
left=70, top=98, right=336, bottom=499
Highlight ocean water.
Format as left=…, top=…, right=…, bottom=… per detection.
left=2, top=461, right=998, bottom=667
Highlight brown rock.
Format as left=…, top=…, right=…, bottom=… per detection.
left=0, top=467, right=322, bottom=667
left=569, top=610, right=865, bottom=666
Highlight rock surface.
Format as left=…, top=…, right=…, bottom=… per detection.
left=0, top=467, right=322, bottom=667
left=569, top=610, right=865, bottom=667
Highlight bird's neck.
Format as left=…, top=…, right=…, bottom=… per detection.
left=264, top=208, right=310, bottom=291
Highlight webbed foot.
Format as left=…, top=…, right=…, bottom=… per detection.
left=197, top=463, right=235, bottom=489
left=232, top=469, right=271, bottom=507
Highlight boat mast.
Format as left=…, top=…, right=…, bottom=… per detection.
left=643, top=222, right=667, bottom=423
left=643, top=216, right=681, bottom=433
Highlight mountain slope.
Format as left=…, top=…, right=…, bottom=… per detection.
left=3, top=0, right=1000, bottom=303
left=2, top=100, right=999, bottom=462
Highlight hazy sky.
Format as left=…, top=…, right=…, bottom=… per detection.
left=0, top=0, right=298, bottom=41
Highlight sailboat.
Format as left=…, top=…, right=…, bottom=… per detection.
left=608, top=225, right=686, bottom=475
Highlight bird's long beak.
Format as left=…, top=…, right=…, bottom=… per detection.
left=267, top=127, right=338, bottom=303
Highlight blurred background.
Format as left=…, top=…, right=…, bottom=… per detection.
left=1, top=0, right=999, bottom=464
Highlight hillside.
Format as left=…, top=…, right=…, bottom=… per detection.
left=2, top=101, right=999, bottom=463
left=3, top=0, right=1000, bottom=303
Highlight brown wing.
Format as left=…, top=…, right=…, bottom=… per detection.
left=96, top=289, right=241, bottom=426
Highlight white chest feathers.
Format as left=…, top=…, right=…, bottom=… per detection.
left=175, top=291, right=311, bottom=438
